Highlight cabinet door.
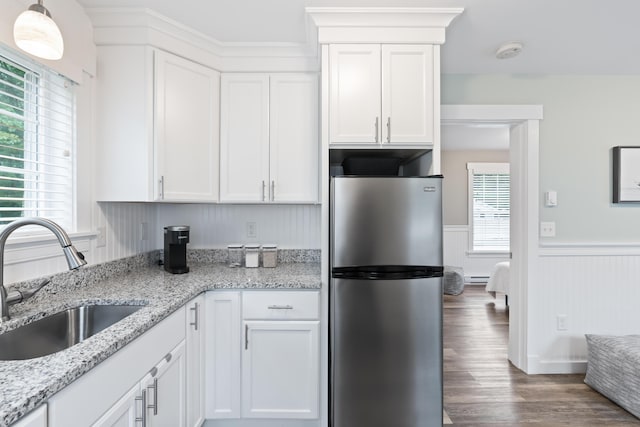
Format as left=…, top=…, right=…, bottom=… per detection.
left=242, top=320, right=320, bottom=419
left=269, top=74, right=319, bottom=203
left=92, top=384, right=141, bottom=427
left=329, top=44, right=381, bottom=144
left=144, top=341, right=186, bottom=427
left=205, top=292, right=241, bottom=419
left=155, top=50, right=220, bottom=201
left=220, top=74, right=270, bottom=202
left=185, top=295, right=205, bottom=427
left=382, top=45, right=435, bottom=145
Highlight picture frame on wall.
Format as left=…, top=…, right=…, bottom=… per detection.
left=613, top=146, right=640, bottom=203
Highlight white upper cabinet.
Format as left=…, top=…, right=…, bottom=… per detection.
left=155, top=51, right=220, bottom=201
left=269, top=74, right=319, bottom=203
left=219, top=74, right=270, bottom=203
left=329, top=45, right=381, bottom=144
left=382, top=45, right=434, bottom=144
left=220, top=73, right=319, bottom=203
left=95, top=46, right=220, bottom=202
left=329, top=44, right=435, bottom=147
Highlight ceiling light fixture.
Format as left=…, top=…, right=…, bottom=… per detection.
left=495, top=41, right=523, bottom=60
left=13, top=0, right=64, bottom=61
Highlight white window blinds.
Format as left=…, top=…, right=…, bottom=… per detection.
left=467, top=163, right=510, bottom=251
left=0, top=50, right=75, bottom=230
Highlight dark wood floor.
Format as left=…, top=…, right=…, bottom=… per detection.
left=443, top=286, right=640, bottom=426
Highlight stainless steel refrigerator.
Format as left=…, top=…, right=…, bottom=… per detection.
left=330, top=176, right=443, bottom=427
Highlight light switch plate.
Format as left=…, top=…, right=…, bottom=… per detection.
left=540, top=221, right=556, bottom=237
left=544, top=191, right=558, bottom=207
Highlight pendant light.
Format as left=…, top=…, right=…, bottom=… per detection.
left=13, top=0, right=64, bottom=61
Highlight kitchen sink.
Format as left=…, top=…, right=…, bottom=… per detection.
left=0, top=304, right=143, bottom=361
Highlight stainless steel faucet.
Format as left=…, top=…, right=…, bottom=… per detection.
left=0, top=218, right=87, bottom=321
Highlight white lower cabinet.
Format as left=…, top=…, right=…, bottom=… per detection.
left=92, top=341, right=186, bottom=427
left=47, top=306, right=189, bottom=427
left=205, top=291, right=320, bottom=422
left=242, top=321, right=319, bottom=419
left=143, top=341, right=187, bottom=427
left=205, top=292, right=242, bottom=419
left=186, top=295, right=206, bottom=427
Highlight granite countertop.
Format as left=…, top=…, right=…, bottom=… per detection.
left=0, top=260, right=321, bottom=427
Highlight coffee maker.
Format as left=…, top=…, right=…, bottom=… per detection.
left=164, top=226, right=189, bottom=274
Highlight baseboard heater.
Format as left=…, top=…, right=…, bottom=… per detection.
left=465, top=276, right=489, bottom=284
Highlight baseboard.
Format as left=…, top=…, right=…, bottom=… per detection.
left=527, top=356, right=587, bottom=374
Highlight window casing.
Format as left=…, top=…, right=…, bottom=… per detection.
left=0, top=48, right=75, bottom=233
left=467, top=162, right=510, bottom=252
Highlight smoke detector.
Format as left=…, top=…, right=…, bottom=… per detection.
left=495, top=41, right=523, bottom=59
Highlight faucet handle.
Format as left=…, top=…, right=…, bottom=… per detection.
left=5, top=278, right=51, bottom=306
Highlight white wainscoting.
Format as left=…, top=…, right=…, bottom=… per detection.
left=156, top=204, right=321, bottom=249
left=443, top=225, right=509, bottom=281
left=527, top=243, right=640, bottom=374
left=2, top=203, right=320, bottom=286
left=2, top=202, right=157, bottom=285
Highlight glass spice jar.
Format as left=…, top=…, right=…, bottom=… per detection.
left=245, top=244, right=260, bottom=268
left=262, top=244, right=277, bottom=268
left=227, top=244, right=243, bottom=267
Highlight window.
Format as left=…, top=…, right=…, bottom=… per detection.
left=0, top=48, right=75, bottom=231
left=467, top=162, right=510, bottom=252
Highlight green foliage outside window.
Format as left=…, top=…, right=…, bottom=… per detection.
left=0, top=58, right=26, bottom=223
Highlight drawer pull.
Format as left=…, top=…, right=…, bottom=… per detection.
left=268, top=304, right=293, bottom=310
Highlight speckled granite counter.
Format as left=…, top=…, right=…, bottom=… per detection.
left=0, top=257, right=321, bottom=427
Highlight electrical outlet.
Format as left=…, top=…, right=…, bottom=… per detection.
left=557, top=314, right=568, bottom=331
left=540, top=221, right=556, bottom=237
left=96, top=226, right=106, bottom=248
left=246, top=222, right=257, bottom=238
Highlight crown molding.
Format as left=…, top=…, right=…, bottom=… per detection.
left=306, top=7, right=464, bottom=44
left=86, top=8, right=319, bottom=72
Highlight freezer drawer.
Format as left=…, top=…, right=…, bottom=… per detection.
left=330, top=277, right=443, bottom=427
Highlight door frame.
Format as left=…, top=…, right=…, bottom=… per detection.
left=441, top=105, right=543, bottom=372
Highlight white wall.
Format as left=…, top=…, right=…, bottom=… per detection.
left=442, top=74, right=640, bottom=373
left=443, top=74, right=640, bottom=243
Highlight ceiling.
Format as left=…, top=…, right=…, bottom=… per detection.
left=75, top=0, right=640, bottom=75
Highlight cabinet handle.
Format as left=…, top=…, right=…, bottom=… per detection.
left=190, top=302, right=199, bottom=330
left=262, top=180, right=266, bottom=202
left=147, top=378, right=158, bottom=416
left=135, top=389, right=147, bottom=426
left=268, top=304, right=294, bottom=310
left=386, top=117, right=391, bottom=143
left=374, top=117, right=379, bottom=144
left=245, top=324, right=249, bottom=350
left=159, top=176, right=164, bottom=199
left=271, top=180, right=275, bottom=202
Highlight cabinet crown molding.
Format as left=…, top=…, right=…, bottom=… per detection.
left=306, top=7, right=464, bottom=44
left=85, top=7, right=318, bottom=72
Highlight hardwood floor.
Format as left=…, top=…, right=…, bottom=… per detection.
left=443, top=286, right=640, bottom=426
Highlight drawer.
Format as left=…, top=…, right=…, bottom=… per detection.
left=242, top=291, right=319, bottom=320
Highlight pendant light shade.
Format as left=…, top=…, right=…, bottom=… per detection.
left=13, top=0, right=64, bottom=61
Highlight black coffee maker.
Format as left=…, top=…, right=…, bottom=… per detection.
left=164, top=225, right=189, bottom=274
